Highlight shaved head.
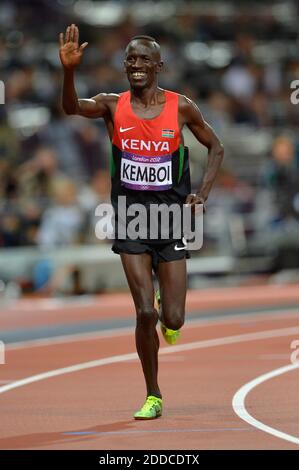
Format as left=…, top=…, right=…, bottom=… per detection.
left=125, top=36, right=161, bottom=61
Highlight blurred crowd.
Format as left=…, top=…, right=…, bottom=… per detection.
left=1, top=0, right=299, bottom=251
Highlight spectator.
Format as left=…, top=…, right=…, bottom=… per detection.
left=260, top=134, right=299, bottom=219
left=37, top=176, right=84, bottom=247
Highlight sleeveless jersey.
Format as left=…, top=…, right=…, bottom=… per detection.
left=110, top=89, right=191, bottom=243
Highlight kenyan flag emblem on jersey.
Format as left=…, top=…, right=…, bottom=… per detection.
left=162, top=129, right=175, bottom=138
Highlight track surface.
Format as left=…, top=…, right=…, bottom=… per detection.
left=0, top=284, right=299, bottom=450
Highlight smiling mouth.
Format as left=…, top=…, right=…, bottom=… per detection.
left=131, top=72, right=147, bottom=79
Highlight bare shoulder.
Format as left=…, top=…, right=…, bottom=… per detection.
left=92, top=92, right=120, bottom=110
left=177, top=93, right=204, bottom=125
left=93, top=92, right=120, bottom=102
left=77, top=92, right=119, bottom=119
left=178, top=93, right=200, bottom=113
left=78, top=92, right=120, bottom=119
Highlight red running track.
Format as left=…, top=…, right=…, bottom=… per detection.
left=0, top=284, right=299, bottom=450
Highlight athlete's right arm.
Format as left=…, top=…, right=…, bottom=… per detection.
left=59, top=24, right=117, bottom=118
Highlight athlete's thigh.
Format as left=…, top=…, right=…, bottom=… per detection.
left=156, top=258, right=187, bottom=318
left=120, top=252, right=155, bottom=311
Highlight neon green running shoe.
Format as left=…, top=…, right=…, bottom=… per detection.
left=134, top=395, right=163, bottom=420
left=154, top=288, right=161, bottom=313
left=160, top=323, right=181, bottom=345
left=155, top=290, right=181, bottom=345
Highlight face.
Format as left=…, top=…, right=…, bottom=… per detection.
left=124, top=40, right=163, bottom=89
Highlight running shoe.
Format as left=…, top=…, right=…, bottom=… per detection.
left=155, top=290, right=181, bottom=345
left=134, top=395, right=163, bottom=420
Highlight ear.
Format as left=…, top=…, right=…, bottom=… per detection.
left=156, top=60, right=164, bottom=73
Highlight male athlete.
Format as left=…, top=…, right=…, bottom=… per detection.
left=59, top=24, right=224, bottom=419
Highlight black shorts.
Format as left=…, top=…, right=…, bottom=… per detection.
left=112, top=240, right=190, bottom=271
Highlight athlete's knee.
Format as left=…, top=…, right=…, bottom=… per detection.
left=163, top=308, right=185, bottom=330
left=136, top=306, right=157, bottom=326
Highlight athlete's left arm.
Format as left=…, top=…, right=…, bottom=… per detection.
left=179, top=95, right=224, bottom=207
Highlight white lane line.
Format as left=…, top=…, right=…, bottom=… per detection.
left=5, top=308, right=299, bottom=351
left=232, top=363, right=299, bottom=445
left=1, top=325, right=299, bottom=397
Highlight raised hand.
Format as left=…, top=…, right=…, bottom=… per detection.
left=59, top=24, right=88, bottom=69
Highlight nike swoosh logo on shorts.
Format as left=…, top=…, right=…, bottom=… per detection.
left=174, top=237, right=187, bottom=251
left=120, top=126, right=135, bottom=133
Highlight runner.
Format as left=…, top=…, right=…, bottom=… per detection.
left=59, top=24, right=224, bottom=419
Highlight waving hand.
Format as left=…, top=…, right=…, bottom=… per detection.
left=59, top=24, right=88, bottom=69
